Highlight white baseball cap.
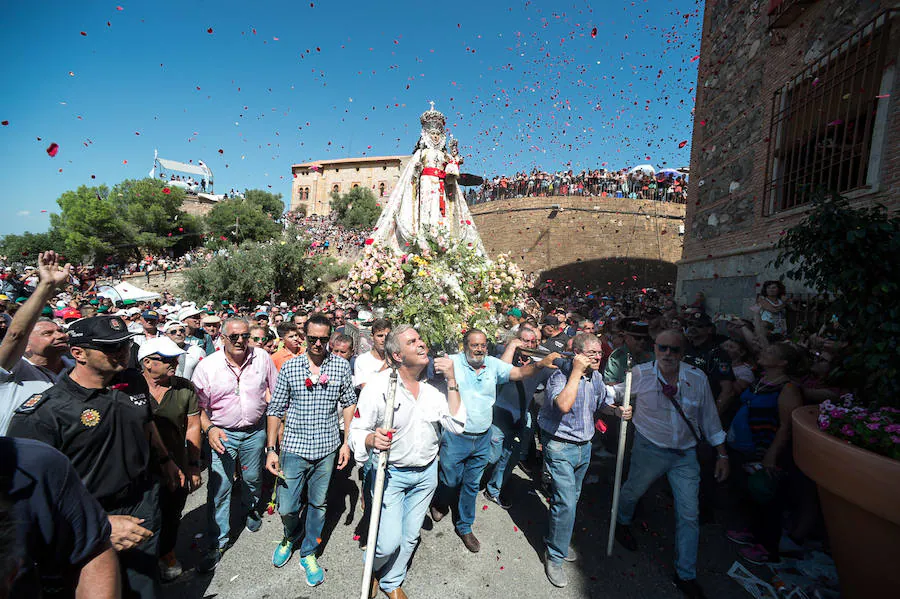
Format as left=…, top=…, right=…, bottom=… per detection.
left=137, top=337, right=186, bottom=362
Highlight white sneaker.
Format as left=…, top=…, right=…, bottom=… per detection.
left=159, top=558, right=183, bottom=582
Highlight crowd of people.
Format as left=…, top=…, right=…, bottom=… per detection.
left=0, top=250, right=845, bottom=599
left=469, top=168, right=688, bottom=204
left=284, top=213, right=373, bottom=258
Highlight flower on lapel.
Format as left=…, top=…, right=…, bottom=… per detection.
left=319, top=373, right=329, bottom=385
left=661, top=383, right=678, bottom=399
left=305, top=377, right=314, bottom=389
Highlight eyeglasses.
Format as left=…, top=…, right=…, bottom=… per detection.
left=227, top=333, right=252, bottom=343
left=467, top=343, right=488, bottom=350
left=166, top=328, right=186, bottom=335
left=307, top=335, right=330, bottom=346
left=251, top=336, right=269, bottom=343
left=656, top=344, right=682, bottom=354
left=85, top=342, right=131, bottom=354
left=582, top=350, right=602, bottom=357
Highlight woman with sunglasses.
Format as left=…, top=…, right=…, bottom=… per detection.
left=138, top=337, right=202, bottom=582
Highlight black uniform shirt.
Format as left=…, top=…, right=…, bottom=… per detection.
left=1, top=437, right=111, bottom=598
left=6, top=369, right=153, bottom=502
left=684, top=335, right=735, bottom=398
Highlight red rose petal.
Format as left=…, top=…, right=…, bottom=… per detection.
left=207, top=27, right=213, bottom=34
left=1, top=120, right=8, bottom=126
left=591, top=27, right=597, bottom=38
left=678, top=140, right=688, bottom=148
left=46, top=143, right=59, bottom=157
left=162, top=187, right=171, bottom=194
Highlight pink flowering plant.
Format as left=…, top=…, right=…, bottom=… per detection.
left=818, top=394, right=900, bottom=460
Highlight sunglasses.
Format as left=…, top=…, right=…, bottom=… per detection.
left=656, top=344, right=682, bottom=354
left=147, top=355, right=179, bottom=364
left=307, top=335, right=330, bottom=346
left=251, top=336, right=269, bottom=343
left=166, top=328, right=186, bottom=335
left=84, top=342, right=131, bottom=354
left=227, top=333, right=252, bottom=343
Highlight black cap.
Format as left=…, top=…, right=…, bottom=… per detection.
left=67, top=316, right=137, bottom=346
left=624, top=320, right=650, bottom=337
left=692, top=312, right=714, bottom=326
left=542, top=315, right=561, bottom=326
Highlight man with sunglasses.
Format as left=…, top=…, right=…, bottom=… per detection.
left=612, top=329, right=729, bottom=599
left=8, top=315, right=185, bottom=598
left=265, top=314, right=356, bottom=584
left=162, top=320, right=205, bottom=379
left=191, top=318, right=278, bottom=572
left=138, top=337, right=202, bottom=582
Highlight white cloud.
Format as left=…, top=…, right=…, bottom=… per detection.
left=16, top=210, right=30, bottom=217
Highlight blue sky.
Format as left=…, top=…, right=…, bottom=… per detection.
left=0, top=0, right=702, bottom=235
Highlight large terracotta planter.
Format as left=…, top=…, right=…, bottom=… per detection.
left=793, top=406, right=900, bottom=598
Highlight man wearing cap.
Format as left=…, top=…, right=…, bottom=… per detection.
left=254, top=310, right=276, bottom=341
left=138, top=337, right=203, bottom=582
left=202, top=313, right=224, bottom=351
left=7, top=315, right=185, bottom=598
left=132, top=310, right=163, bottom=346
left=180, top=306, right=215, bottom=356
left=540, top=315, right=569, bottom=354
left=603, top=320, right=655, bottom=385
left=1, top=251, right=73, bottom=434
left=192, top=317, right=278, bottom=572
left=126, top=308, right=143, bottom=333
left=162, top=320, right=206, bottom=380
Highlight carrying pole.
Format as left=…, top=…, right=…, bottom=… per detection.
left=606, top=353, right=634, bottom=556
left=360, top=368, right=400, bottom=599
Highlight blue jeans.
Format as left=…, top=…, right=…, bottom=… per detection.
left=540, top=432, right=592, bottom=564
left=207, top=424, right=265, bottom=549
left=278, top=449, right=336, bottom=557
left=436, top=430, right=491, bottom=535
left=617, top=431, right=701, bottom=580
left=486, top=411, right=529, bottom=498
left=368, top=460, right=438, bottom=592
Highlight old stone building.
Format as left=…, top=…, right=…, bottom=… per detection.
left=470, top=197, right=685, bottom=288
left=678, top=0, right=899, bottom=315
left=290, top=155, right=412, bottom=216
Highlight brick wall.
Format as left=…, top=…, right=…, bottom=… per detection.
left=180, top=195, right=218, bottom=218
left=470, top=197, right=685, bottom=288
left=678, top=0, right=899, bottom=310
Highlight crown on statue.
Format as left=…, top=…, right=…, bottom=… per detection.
left=420, top=101, right=446, bottom=131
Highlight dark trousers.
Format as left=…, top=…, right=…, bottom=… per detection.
left=731, top=452, right=788, bottom=557
left=158, top=484, right=188, bottom=557
left=107, top=480, right=162, bottom=599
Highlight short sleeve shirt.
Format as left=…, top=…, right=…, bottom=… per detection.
left=147, top=376, right=199, bottom=471
left=449, top=353, right=513, bottom=433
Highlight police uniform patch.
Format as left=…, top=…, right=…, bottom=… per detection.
left=15, top=393, right=45, bottom=413
left=109, top=317, right=125, bottom=331
left=129, top=393, right=148, bottom=407
left=80, top=408, right=101, bottom=427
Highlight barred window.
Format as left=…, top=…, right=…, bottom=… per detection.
left=763, top=10, right=896, bottom=215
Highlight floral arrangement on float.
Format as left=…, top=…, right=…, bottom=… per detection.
left=817, top=394, right=900, bottom=460
left=341, top=227, right=528, bottom=347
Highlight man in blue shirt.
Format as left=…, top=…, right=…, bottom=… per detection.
left=430, top=329, right=556, bottom=553
left=538, top=332, right=632, bottom=588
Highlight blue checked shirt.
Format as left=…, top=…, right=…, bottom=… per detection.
left=538, top=369, right=615, bottom=443
left=267, top=353, right=357, bottom=460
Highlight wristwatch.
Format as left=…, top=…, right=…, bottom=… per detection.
left=447, top=385, right=459, bottom=392
left=265, top=446, right=278, bottom=454
left=203, top=425, right=218, bottom=436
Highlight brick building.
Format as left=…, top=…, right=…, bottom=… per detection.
left=290, top=155, right=412, bottom=216
left=677, top=0, right=899, bottom=316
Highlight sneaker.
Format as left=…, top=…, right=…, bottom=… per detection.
left=673, top=576, right=707, bottom=599
left=544, top=552, right=568, bottom=588
left=563, top=545, right=577, bottom=563
left=272, top=537, right=294, bottom=568
left=429, top=504, right=449, bottom=523
left=615, top=524, right=638, bottom=551
left=739, top=544, right=780, bottom=565
left=197, top=547, right=225, bottom=573
left=483, top=490, right=511, bottom=510
left=299, top=554, right=325, bottom=587
left=159, top=555, right=183, bottom=581
left=245, top=509, right=263, bottom=533
left=726, top=529, right=755, bottom=546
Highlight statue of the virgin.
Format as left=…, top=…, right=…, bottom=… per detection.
left=367, top=103, right=485, bottom=253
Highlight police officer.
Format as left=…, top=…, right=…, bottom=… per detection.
left=7, top=315, right=184, bottom=598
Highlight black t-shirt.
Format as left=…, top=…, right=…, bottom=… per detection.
left=684, top=335, right=735, bottom=398
left=1, top=437, right=111, bottom=597
left=6, top=369, right=153, bottom=502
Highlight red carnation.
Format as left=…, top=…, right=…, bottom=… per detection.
left=305, top=377, right=314, bottom=389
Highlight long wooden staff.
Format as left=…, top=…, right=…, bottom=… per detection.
left=606, top=353, right=634, bottom=556
left=360, top=368, right=400, bottom=599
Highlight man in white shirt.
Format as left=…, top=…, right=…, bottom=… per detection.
left=349, top=325, right=465, bottom=599
left=131, top=310, right=163, bottom=346
left=162, top=320, right=205, bottom=380
left=613, top=329, right=729, bottom=599
left=353, top=319, right=391, bottom=389
left=0, top=251, right=72, bottom=434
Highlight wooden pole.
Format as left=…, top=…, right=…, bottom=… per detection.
left=607, top=353, right=634, bottom=556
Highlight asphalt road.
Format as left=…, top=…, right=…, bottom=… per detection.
left=162, top=451, right=751, bottom=599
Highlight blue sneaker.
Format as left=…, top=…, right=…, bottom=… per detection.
left=245, top=509, right=263, bottom=533
left=272, top=537, right=293, bottom=568
left=300, top=554, right=325, bottom=586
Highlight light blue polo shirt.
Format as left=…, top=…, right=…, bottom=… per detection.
left=450, top=353, right=513, bottom=433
